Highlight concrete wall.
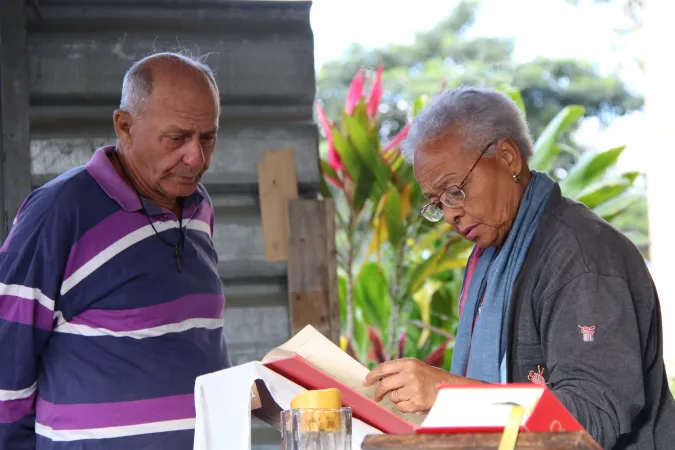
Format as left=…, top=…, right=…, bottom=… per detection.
left=1, top=1, right=318, bottom=447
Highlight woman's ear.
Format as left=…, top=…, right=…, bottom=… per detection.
left=496, top=137, right=523, bottom=176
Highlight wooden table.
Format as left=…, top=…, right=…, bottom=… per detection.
left=361, top=432, right=601, bottom=449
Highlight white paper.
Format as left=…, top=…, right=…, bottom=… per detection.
left=193, top=361, right=382, bottom=450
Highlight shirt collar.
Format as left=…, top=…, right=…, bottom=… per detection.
left=86, top=145, right=205, bottom=216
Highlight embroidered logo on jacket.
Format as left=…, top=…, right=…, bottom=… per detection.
left=578, top=325, right=596, bottom=342
left=528, top=365, right=547, bottom=385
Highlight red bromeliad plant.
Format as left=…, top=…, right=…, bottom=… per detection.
left=316, top=67, right=471, bottom=371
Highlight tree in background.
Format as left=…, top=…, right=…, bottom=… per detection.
left=316, top=0, right=648, bottom=256
left=317, top=0, right=642, bottom=141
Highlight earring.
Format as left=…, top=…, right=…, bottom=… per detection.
left=513, top=174, right=520, bottom=183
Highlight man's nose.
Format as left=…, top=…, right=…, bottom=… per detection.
left=183, top=137, right=205, bottom=169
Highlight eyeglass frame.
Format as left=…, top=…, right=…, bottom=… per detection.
left=420, top=139, right=497, bottom=221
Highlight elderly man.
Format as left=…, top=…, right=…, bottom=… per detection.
left=0, top=53, right=230, bottom=449
left=364, top=87, right=675, bottom=449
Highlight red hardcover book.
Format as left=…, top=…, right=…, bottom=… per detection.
left=415, top=383, right=588, bottom=436
left=260, top=325, right=423, bottom=434
left=264, top=355, right=415, bottom=434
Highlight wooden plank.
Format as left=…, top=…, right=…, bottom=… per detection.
left=286, top=199, right=340, bottom=344
left=361, top=432, right=601, bottom=450
left=0, top=0, right=31, bottom=239
left=257, top=149, right=299, bottom=262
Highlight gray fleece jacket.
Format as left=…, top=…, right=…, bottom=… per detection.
left=507, top=184, right=675, bottom=449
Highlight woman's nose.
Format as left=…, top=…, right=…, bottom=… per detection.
left=442, top=203, right=463, bottom=226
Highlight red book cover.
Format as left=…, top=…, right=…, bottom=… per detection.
left=415, top=383, right=587, bottom=436
left=263, top=355, right=415, bottom=434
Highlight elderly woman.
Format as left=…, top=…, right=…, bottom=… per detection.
left=363, top=87, right=675, bottom=449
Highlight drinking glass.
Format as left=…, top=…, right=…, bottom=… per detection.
left=281, top=407, right=352, bottom=450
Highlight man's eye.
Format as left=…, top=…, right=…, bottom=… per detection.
left=170, top=136, right=184, bottom=143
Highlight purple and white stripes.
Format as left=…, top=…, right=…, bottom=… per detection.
left=0, top=383, right=36, bottom=424
left=36, top=394, right=196, bottom=441
left=54, top=294, right=225, bottom=339
left=0, top=283, right=55, bottom=330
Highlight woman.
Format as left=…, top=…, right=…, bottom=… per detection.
left=363, top=87, right=675, bottom=449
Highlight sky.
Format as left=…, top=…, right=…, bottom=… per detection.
left=310, top=0, right=646, bottom=172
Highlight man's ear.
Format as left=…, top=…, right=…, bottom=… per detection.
left=496, top=137, right=523, bottom=176
left=113, top=110, right=134, bottom=150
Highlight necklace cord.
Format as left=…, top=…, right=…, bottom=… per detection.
left=113, top=151, right=185, bottom=268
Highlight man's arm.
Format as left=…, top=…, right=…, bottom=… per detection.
left=0, top=191, right=69, bottom=449
left=541, top=272, right=646, bottom=449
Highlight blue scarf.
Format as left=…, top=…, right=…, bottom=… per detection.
left=450, top=170, right=556, bottom=383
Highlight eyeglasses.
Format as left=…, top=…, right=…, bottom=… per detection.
left=420, top=140, right=496, bottom=222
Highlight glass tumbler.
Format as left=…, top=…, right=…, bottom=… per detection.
left=281, top=407, right=352, bottom=450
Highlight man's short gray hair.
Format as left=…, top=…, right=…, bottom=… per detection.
left=119, top=52, right=219, bottom=116
left=401, top=86, right=533, bottom=163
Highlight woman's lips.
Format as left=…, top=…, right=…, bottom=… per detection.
left=461, top=225, right=479, bottom=241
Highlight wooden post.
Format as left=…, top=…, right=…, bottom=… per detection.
left=286, top=198, right=340, bottom=344
left=257, top=149, right=299, bottom=262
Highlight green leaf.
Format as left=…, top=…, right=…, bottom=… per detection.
left=575, top=172, right=639, bottom=208
left=592, top=192, right=642, bottom=221
left=320, top=159, right=340, bottom=183
left=353, top=171, right=376, bottom=213
left=406, top=238, right=472, bottom=295
left=561, top=146, right=626, bottom=198
left=531, top=105, right=585, bottom=172
left=352, top=306, right=370, bottom=361
left=332, top=129, right=362, bottom=180
left=343, top=114, right=392, bottom=196
left=384, top=186, right=404, bottom=249
left=413, top=279, right=443, bottom=348
left=338, top=272, right=347, bottom=326
left=413, top=95, right=429, bottom=117
left=332, top=128, right=378, bottom=212
left=354, top=262, right=391, bottom=336
left=352, top=100, right=370, bottom=128
left=343, top=114, right=370, bottom=155
left=319, top=176, right=333, bottom=199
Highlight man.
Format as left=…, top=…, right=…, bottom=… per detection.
left=0, top=52, right=230, bottom=449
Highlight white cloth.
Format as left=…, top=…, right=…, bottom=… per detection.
left=193, top=361, right=381, bottom=450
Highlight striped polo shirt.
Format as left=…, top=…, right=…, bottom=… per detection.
left=0, top=145, right=231, bottom=449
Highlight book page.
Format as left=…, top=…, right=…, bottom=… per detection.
left=421, top=386, right=543, bottom=428
left=262, top=325, right=425, bottom=425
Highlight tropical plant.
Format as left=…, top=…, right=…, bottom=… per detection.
left=316, top=70, right=643, bottom=373
left=317, top=67, right=466, bottom=371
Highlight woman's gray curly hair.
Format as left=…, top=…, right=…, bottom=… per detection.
left=401, top=86, right=533, bottom=164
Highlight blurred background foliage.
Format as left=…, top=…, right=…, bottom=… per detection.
left=314, top=0, right=666, bottom=393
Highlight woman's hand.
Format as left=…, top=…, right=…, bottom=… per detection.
left=363, top=358, right=483, bottom=414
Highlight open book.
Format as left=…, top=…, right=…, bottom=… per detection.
left=260, top=325, right=425, bottom=434
left=416, top=383, right=585, bottom=435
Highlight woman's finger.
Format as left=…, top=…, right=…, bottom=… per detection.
left=363, top=360, right=406, bottom=387
left=373, top=372, right=408, bottom=402
left=394, top=400, right=418, bottom=414
left=389, top=385, right=412, bottom=404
